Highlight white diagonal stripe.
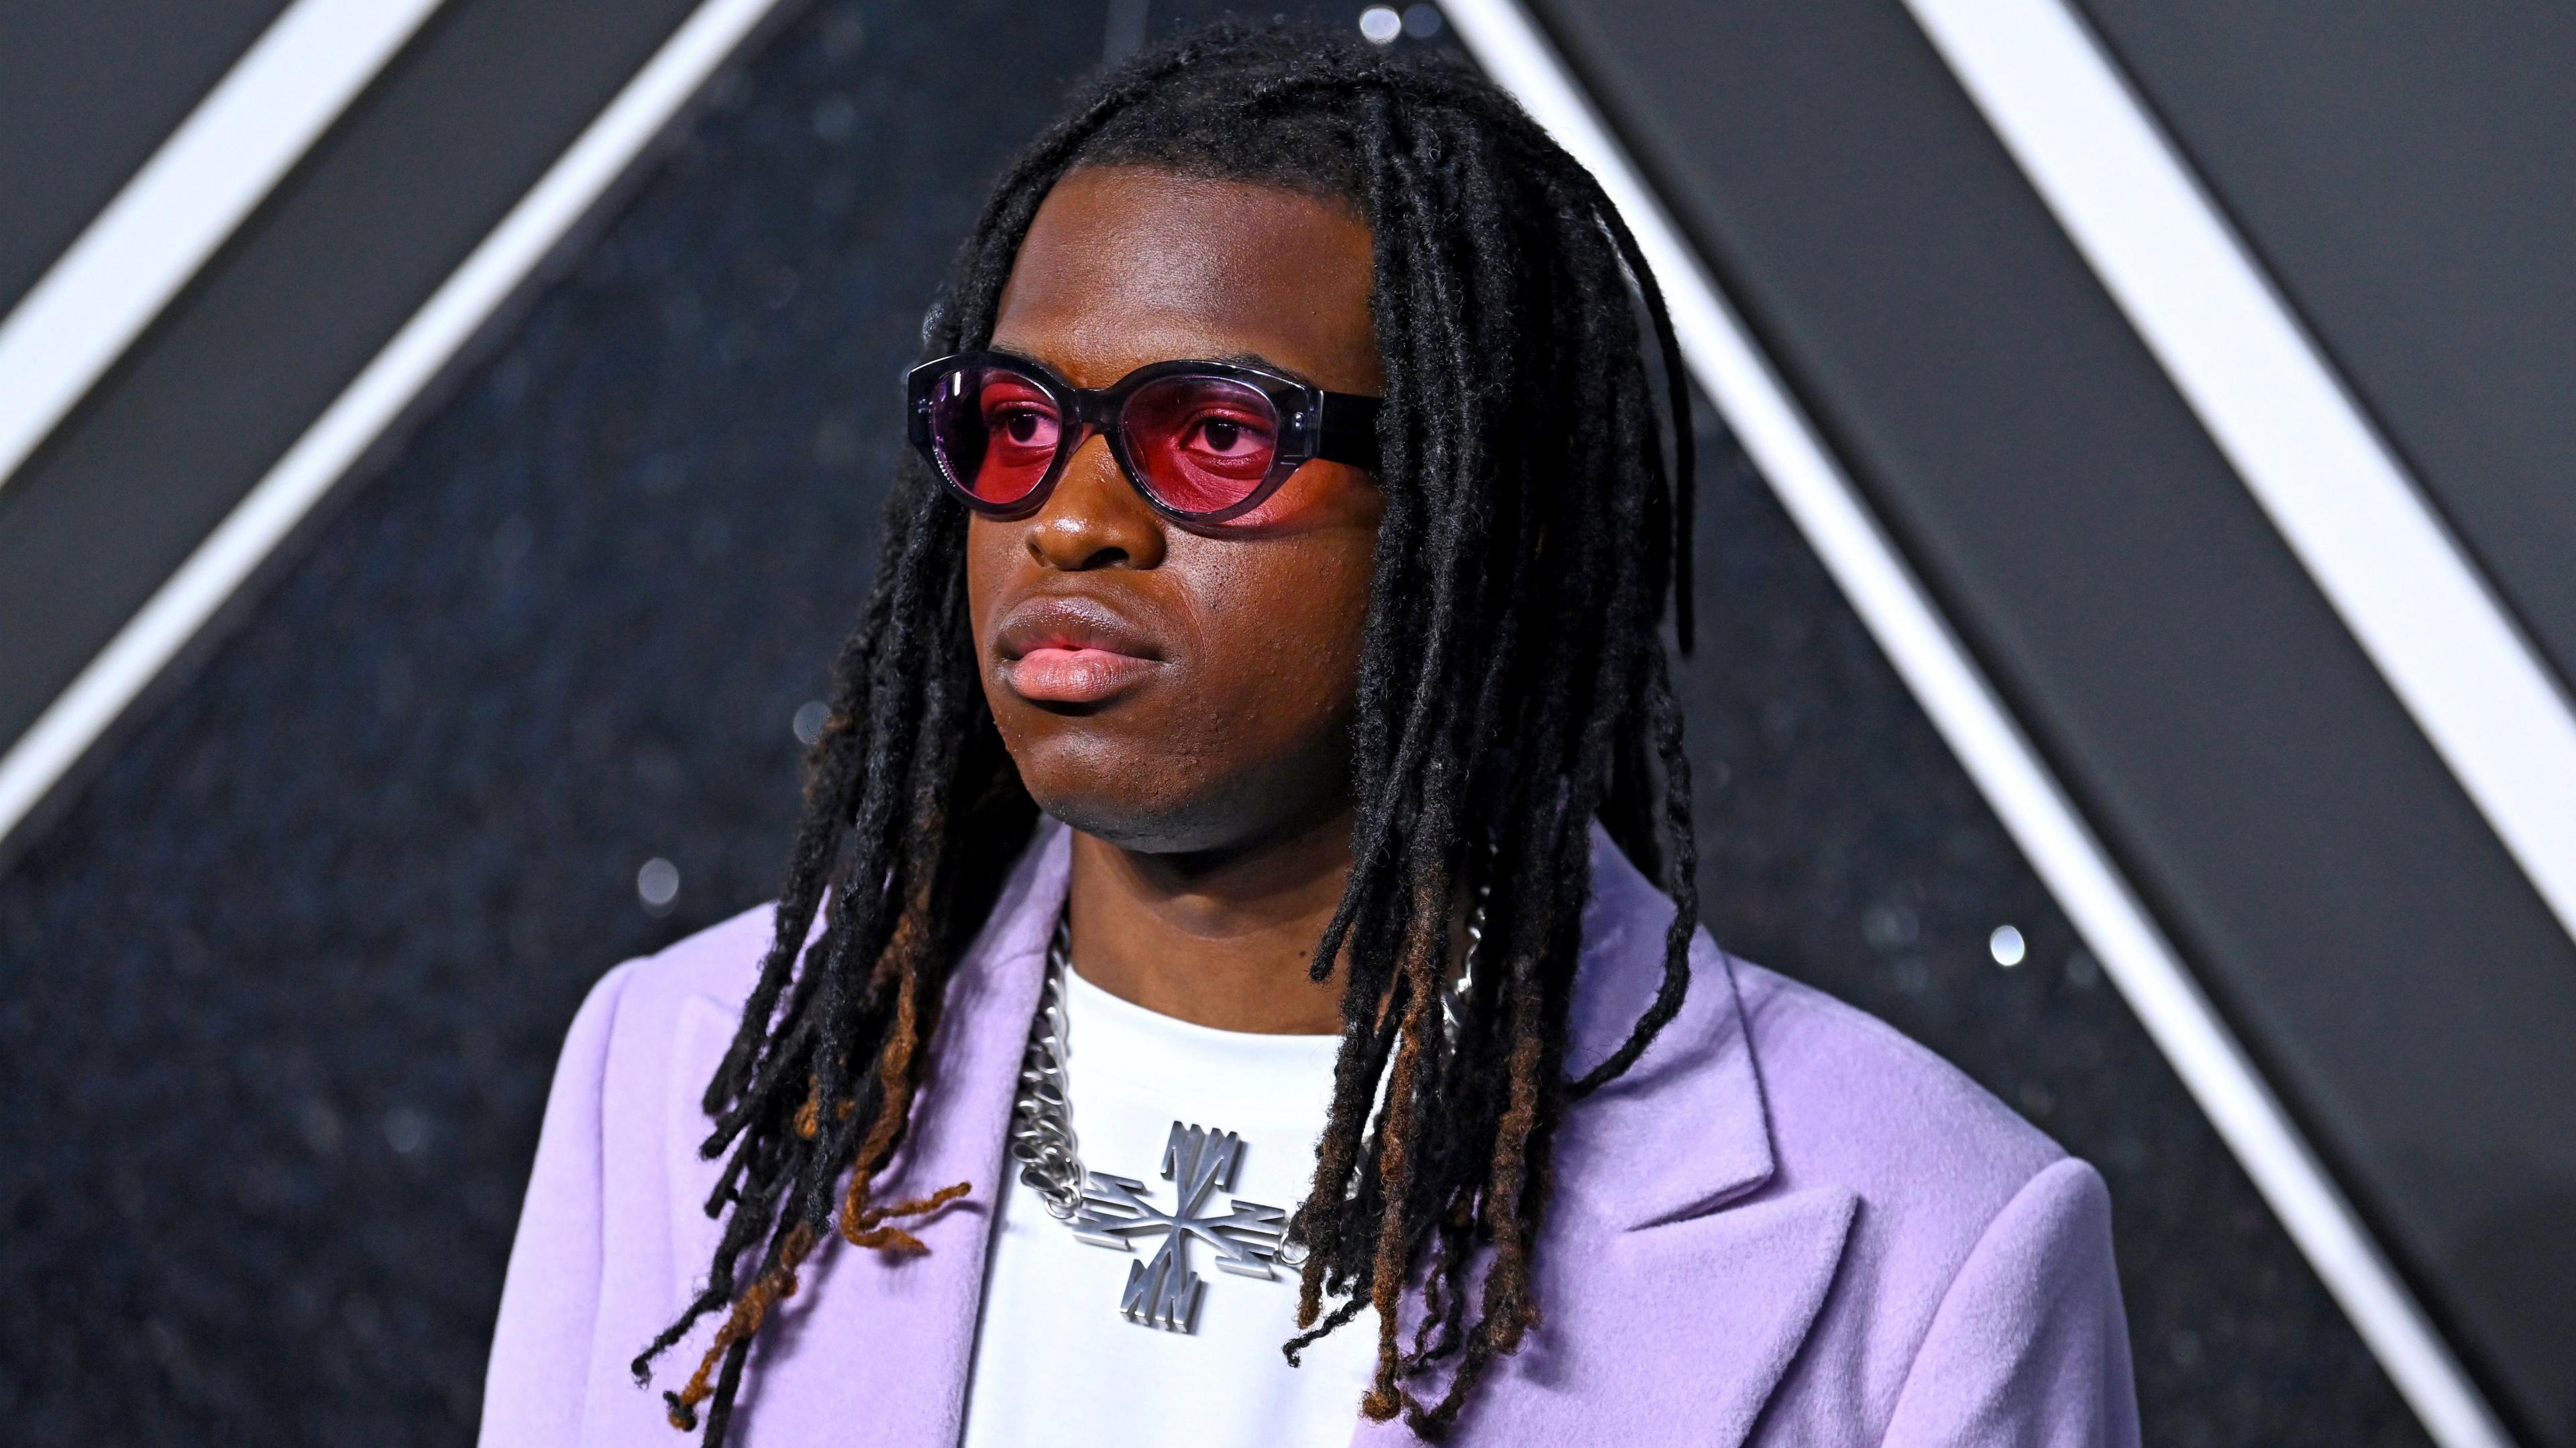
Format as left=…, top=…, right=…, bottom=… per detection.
left=0, top=0, right=446, bottom=490
left=1436, top=2, right=2510, bottom=1445
left=0, top=0, right=789, bottom=848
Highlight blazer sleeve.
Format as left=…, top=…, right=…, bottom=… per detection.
left=479, top=961, right=639, bottom=1447
left=1879, top=1157, right=2142, bottom=1448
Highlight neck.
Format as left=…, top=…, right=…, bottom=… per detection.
left=1064, top=807, right=1354, bottom=1035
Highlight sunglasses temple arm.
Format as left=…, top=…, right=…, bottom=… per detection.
left=1316, top=392, right=1383, bottom=470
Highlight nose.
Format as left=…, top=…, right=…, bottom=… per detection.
left=1024, top=430, right=1166, bottom=571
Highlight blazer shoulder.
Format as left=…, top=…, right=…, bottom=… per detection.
left=1731, top=957, right=2065, bottom=1225
left=559, top=896, right=788, bottom=1144
left=606, top=900, right=773, bottom=1019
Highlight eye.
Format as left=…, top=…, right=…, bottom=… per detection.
left=999, top=408, right=1056, bottom=445
left=979, top=377, right=1061, bottom=453
left=1184, top=412, right=1271, bottom=459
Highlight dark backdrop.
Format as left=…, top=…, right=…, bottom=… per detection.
left=0, top=1, right=2422, bottom=1443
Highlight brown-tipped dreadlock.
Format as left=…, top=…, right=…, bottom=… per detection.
left=632, top=22, right=1717, bottom=1442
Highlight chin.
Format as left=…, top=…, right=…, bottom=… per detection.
left=1026, top=787, right=1233, bottom=857
left=1012, top=740, right=1347, bottom=860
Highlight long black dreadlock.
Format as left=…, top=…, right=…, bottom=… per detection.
left=632, top=23, right=1708, bottom=1442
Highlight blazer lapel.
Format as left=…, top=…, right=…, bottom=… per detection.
left=1355, top=829, right=1855, bottom=1446
left=662, top=824, right=1071, bottom=1448
left=1413, top=1186, right=1856, bottom=1447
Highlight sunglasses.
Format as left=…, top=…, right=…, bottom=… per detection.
left=906, top=351, right=1382, bottom=524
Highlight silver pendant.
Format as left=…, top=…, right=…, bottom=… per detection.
left=1069, top=1121, right=1287, bottom=1332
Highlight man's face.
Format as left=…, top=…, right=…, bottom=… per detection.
left=965, top=166, right=1384, bottom=858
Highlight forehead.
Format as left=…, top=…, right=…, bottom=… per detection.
left=988, top=166, right=1381, bottom=394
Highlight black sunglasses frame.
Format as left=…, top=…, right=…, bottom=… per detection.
left=906, top=349, right=1382, bottom=524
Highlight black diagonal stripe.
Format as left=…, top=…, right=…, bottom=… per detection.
left=0, top=0, right=294, bottom=317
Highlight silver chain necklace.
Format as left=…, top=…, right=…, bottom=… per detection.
left=1006, top=881, right=1489, bottom=1333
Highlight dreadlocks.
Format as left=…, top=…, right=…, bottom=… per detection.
left=634, top=23, right=1707, bottom=1441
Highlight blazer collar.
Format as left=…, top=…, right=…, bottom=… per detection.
left=705, top=820, right=1793, bottom=1445
left=922, top=819, right=1782, bottom=1236
left=1550, top=823, right=1776, bottom=1231
left=931, top=818, right=1782, bottom=1233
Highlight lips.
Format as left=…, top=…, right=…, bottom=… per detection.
left=991, top=596, right=1167, bottom=705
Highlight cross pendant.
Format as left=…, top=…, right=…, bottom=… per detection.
left=1069, top=1121, right=1289, bottom=1332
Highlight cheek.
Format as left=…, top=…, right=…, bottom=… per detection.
left=1171, top=533, right=1376, bottom=748
left=963, top=516, right=1015, bottom=659
left=1184, top=469, right=1383, bottom=742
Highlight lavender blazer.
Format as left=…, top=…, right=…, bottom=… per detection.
left=482, top=822, right=2140, bottom=1445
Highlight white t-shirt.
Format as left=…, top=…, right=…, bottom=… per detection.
left=958, top=965, right=1379, bottom=1448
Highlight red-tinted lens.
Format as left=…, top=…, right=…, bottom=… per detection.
left=926, top=360, right=1063, bottom=508
left=1120, top=375, right=1281, bottom=514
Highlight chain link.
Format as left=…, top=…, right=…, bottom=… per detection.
left=1007, top=915, right=1088, bottom=1221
